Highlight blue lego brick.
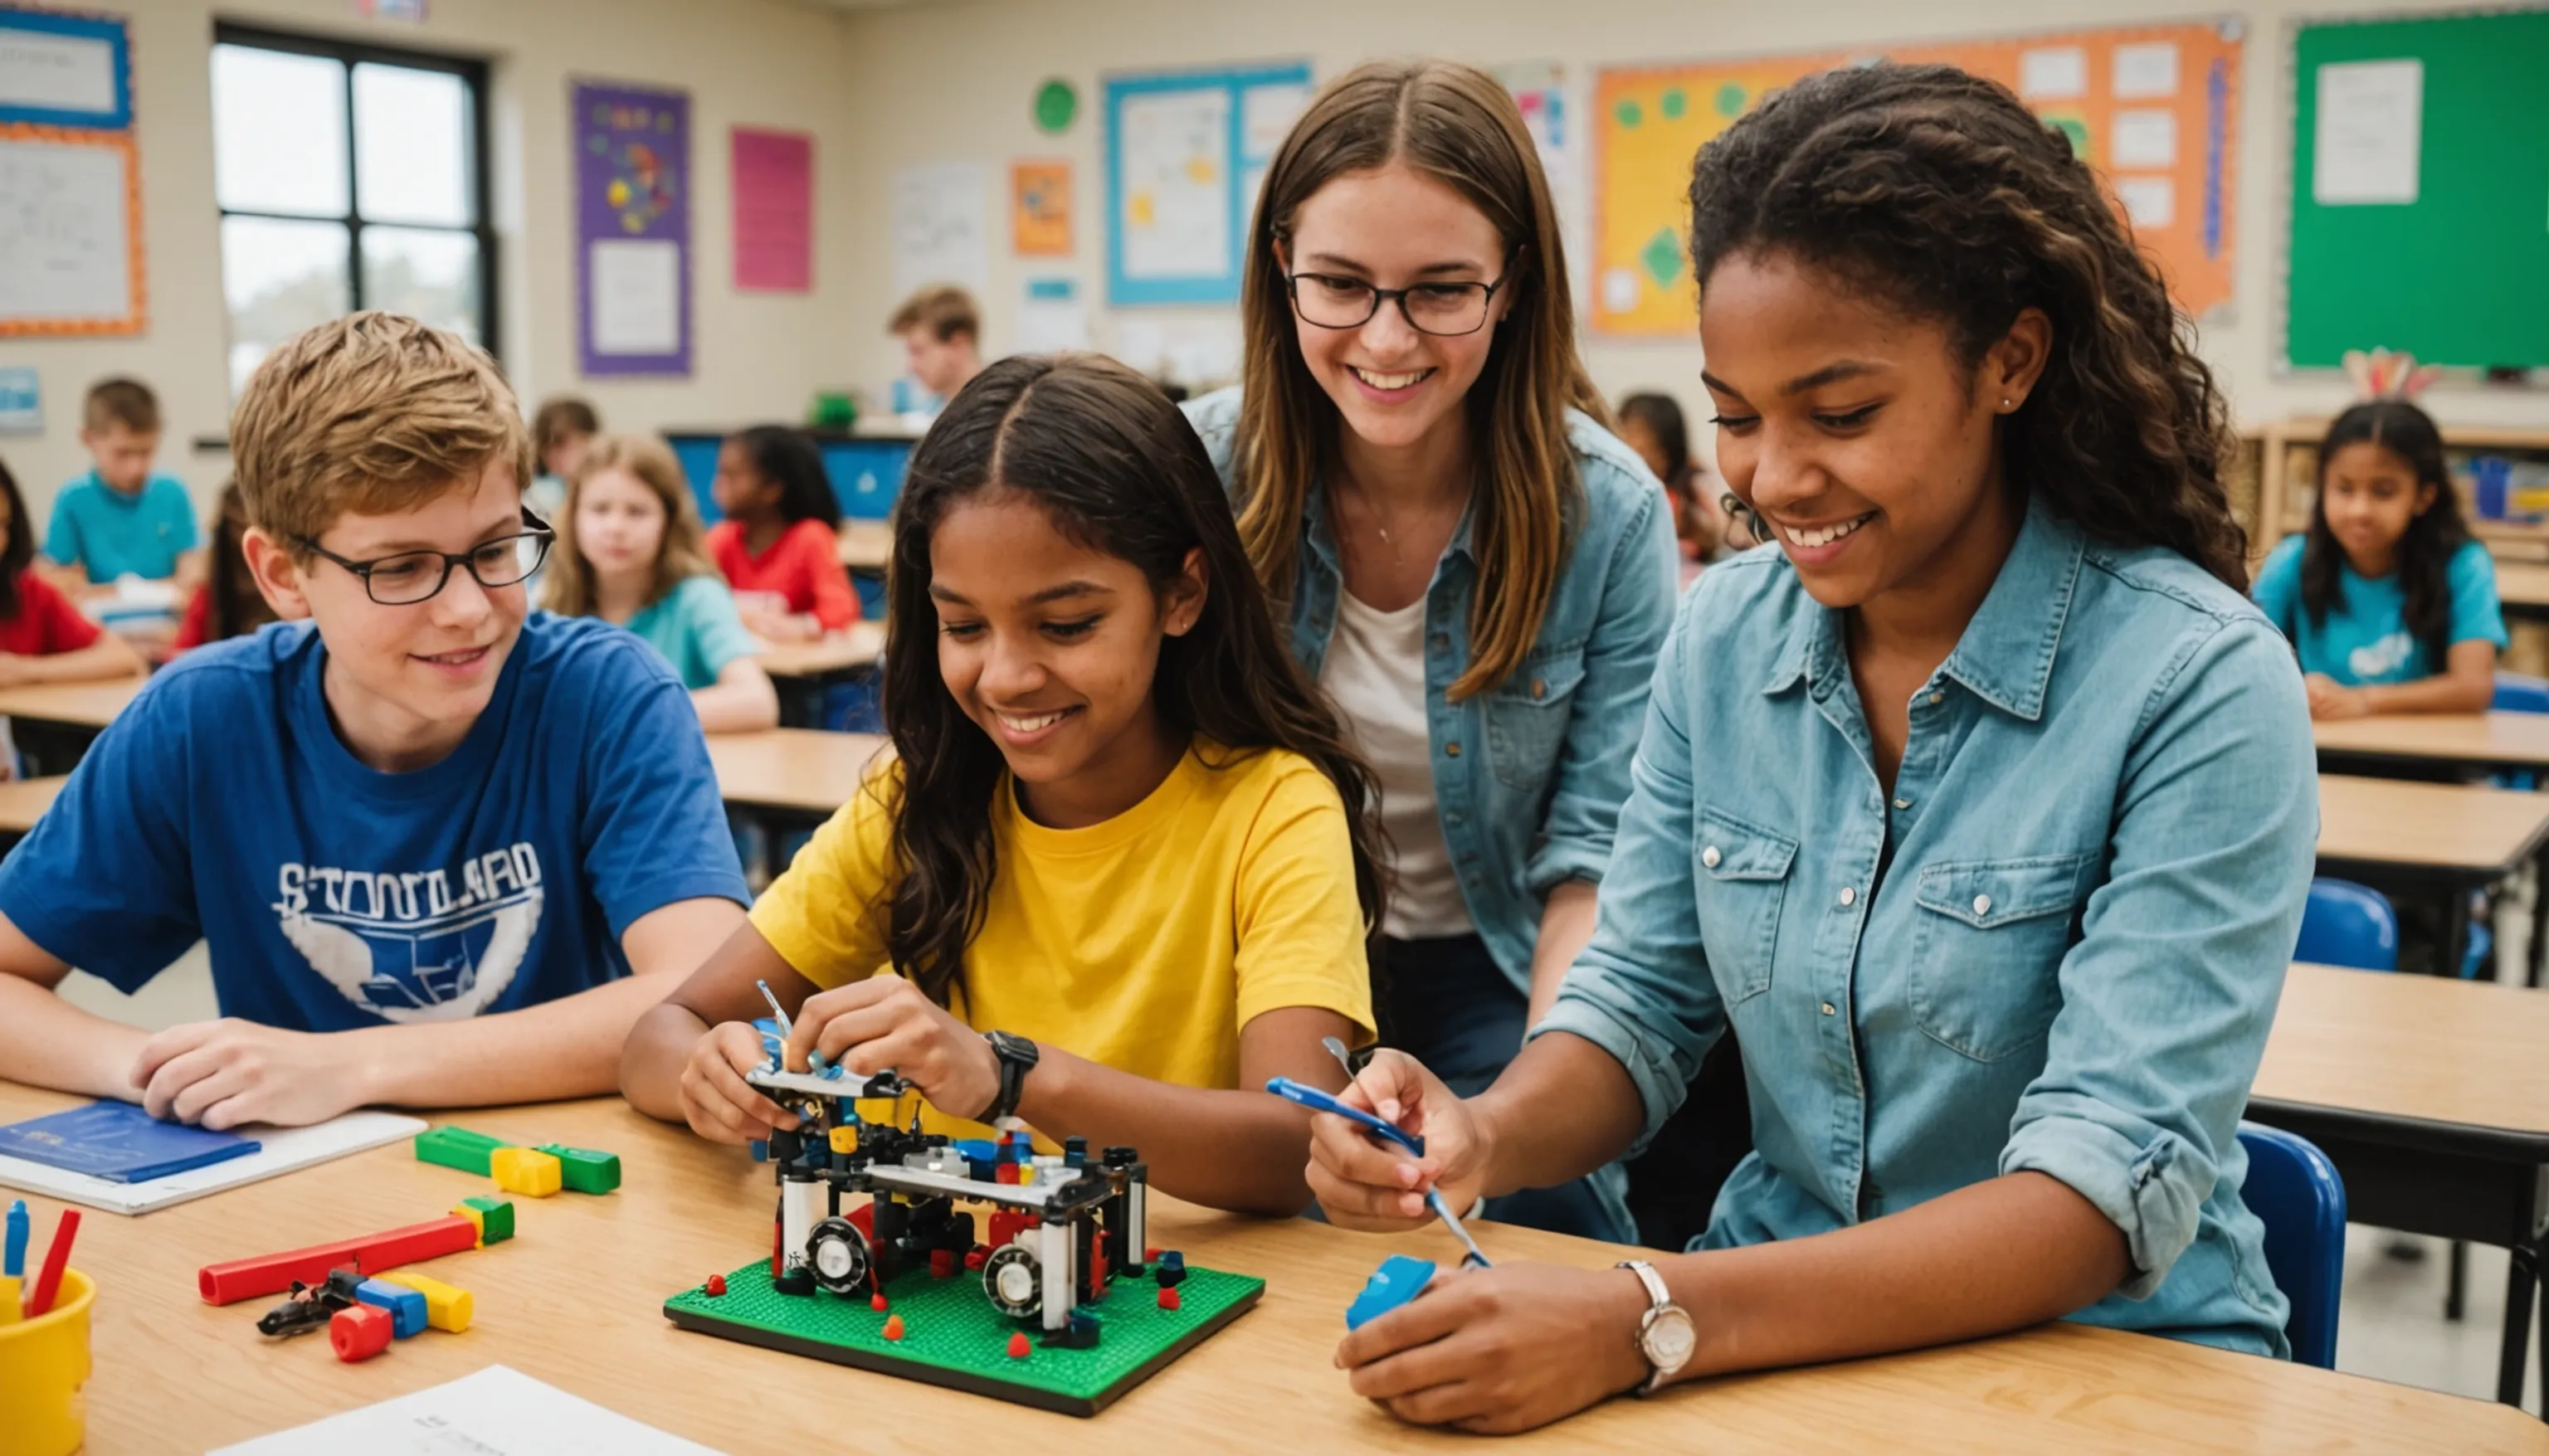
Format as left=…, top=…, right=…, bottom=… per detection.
left=355, top=1277, right=429, bottom=1338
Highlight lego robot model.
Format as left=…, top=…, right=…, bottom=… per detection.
left=746, top=1061, right=1151, bottom=1343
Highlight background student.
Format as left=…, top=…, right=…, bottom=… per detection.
left=888, top=285, right=987, bottom=414
left=1308, top=65, right=2315, bottom=1434
left=2252, top=400, right=2502, bottom=719
left=0, top=454, right=146, bottom=704
left=172, top=481, right=279, bottom=652
left=623, top=354, right=1382, bottom=1216
left=0, top=314, right=748, bottom=1129
left=706, top=425, right=860, bottom=643
left=1185, top=60, right=1677, bottom=1244
left=45, top=377, right=200, bottom=593
left=1616, top=392, right=1721, bottom=568
left=543, top=433, right=779, bottom=733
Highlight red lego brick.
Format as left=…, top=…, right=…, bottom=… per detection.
left=330, top=1303, right=393, bottom=1362
left=882, top=1313, right=905, bottom=1341
left=198, top=1215, right=481, bottom=1306
left=987, top=1210, right=1040, bottom=1250
left=1006, top=1330, right=1031, bottom=1359
left=705, top=1273, right=727, bottom=1297
left=1158, top=1286, right=1181, bottom=1312
left=929, top=1249, right=955, bottom=1278
left=870, top=1290, right=889, bottom=1312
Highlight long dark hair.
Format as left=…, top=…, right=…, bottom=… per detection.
left=880, top=353, right=1383, bottom=1005
left=1619, top=392, right=1697, bottom=497
left=2301, top=401, right=2464, bottom=662
left=733, top=425, right=840, bottom=529
left=1688, top=63, right=2246, bottom=590
left=205, top=480, right=278, bottom=641
left=0, top=455, right=31, bottom=620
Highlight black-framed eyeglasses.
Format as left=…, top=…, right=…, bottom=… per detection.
left=1285, top=263, right=1516, bottom=337
left=297, top=508, right=555, bottom=606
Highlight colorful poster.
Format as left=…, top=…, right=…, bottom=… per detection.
left=1104, top=62, right=1313, bottom=306
left=1591, top=20, right=2241, bottom=336
left=574, top=80, right=690, bottom=377
left=1011, top=159, right=1071, bottom=256
left=732, top=126, right=812, bottom=292
left=0, top=6, right=142, bottom=337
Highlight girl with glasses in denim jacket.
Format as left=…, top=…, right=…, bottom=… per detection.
left=1304, top=63, right=2317, bottom=1434
left=1184, top=61, right=1679, bottom=1246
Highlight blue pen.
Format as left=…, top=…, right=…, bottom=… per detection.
left=3, top=1199, right=25, bottom=1279
left=1265, top=1079, right=1488, bottom=1267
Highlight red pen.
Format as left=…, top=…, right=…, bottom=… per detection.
left=24, top=1209, right=78, bottom=1318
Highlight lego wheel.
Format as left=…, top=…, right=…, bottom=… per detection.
left=807, top=1216, right=872, bottom=1295
left=982, top=1243, right=1042, bottom=1318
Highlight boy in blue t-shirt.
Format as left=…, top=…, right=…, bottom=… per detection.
left=0, top=314, right=751, bottom=1129
left=46, top=377, right=201, bottom=587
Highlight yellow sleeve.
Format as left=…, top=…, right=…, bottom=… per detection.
left=748, top=763, right=899, bottom=989
left=1231, top=759, right=1376, bottom=1038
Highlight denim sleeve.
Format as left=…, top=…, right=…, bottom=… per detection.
left=2447, top=541, right=2508, bottom=651
left=1530, top=587, right=1726, bottom=1156
left=578, top=645, right=752, bottom=937
left=1523, top=470, right=1679, bottom=894
left=2000, top=616, right=2316, bottom=1298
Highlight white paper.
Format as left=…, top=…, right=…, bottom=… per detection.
left=2113, top=42, right=2181, bottom=100
left=211, top=1365, right=723, bottom=1455
left=2112, top=109, right=2178, bottom=169
left=2018, top=47, right=2087, bottom=101
left=587, top=239, right=680, bottom=356
left=2115, top=176, right=2176, bottom=230
left=0, top=137, right=131, bottom=323
left=0, top=28, right=118, bottom=115
left=1018, top=276, right=1089, bottom=353
left=0, top=1109, right=424, bottom=1215
left=1241, top=80, right=1311, bottom=161
left=890, top=161, right=988, bottom=295
left=1119, top=88, right=1231, bottom=280
left=2314, top=59, right=2424, bottom=206
left=1106, top=314, right=1240, bottom=388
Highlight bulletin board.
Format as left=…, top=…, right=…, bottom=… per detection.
left=573, top=79, right=691, bottom=377
left=2284, top=7, right=2549, bottom=371
left=0, top=4, right=144, bottom=336
left=1104, top=61, right=1311, bottom=306
left=1591, top=20, right=2243, bottom=336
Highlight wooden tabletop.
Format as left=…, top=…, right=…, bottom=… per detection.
left=2314, top=712, right=2549, bottom=770
left=2496, top=560, right=2549, bottom=611
left=2317, top=773, right=2549, bottom=874
left=707, top=728, right=886, bottom=811
left=4, top=1086, right=2532, bottom=1454
left=839, top=519, right=892, bottom=571
left=0, top=674, right=146, bottom=728
left=2256, top=963, right=2549, bottom=1151
left=0, top=773, right=66, bottom=832
left=753, top=620, right=885, bottom=679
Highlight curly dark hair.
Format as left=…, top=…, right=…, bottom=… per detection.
left=730, top=425, right=841, bottom=528
left=880, top=353, right=1383, bottom=1006
left=2299, top=401, right=2465, bottom=663
left=1687, top=63, right=2246, bottom=589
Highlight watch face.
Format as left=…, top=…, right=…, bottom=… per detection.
left=1644, top=1308, right=1699, bottom=1371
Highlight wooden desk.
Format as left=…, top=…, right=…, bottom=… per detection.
left=0, top=674, right=146, bottom=776
left=2315, top=713, right=2549, bottom=777
left=2253, top=965, right=2549, bottom=1414
left=839, top=519, right=892, bottom=571
left=2316, top=774, right=2549, bottom=983
left=2498, top=561, right=2549, bottom=622
left=0, top=773, right=65, bottom=853
left=753, top=621, right=885, bottom=729
left=709, top=728, right=885, bottom=837
left=4, top=1087, right=2533, bottom=1454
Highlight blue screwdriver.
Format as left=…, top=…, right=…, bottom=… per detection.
left=1266, top=1077, right=1489, bottom=1268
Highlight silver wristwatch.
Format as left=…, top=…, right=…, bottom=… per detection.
left=1616, top=1259, right=1696, bottom=1396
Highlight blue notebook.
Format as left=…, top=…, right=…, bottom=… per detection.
left=0, top=1100, right=261, bottom=1183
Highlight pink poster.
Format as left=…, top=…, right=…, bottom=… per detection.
left=732, top=127, right=812, bottom=292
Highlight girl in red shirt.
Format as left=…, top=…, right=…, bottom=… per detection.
left=705, top=426, right=860, bottom=642
left=172, top=480, right=278, bottom=651
left=0, top=455, right=145, bottom=771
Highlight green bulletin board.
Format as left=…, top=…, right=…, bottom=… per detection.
left=2284, top=7, right=2549, bottom=371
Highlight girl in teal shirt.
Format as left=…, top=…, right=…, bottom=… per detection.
left=2251, top=402, right=2503, bottom=718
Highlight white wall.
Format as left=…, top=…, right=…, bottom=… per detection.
left=5, top=0, right=864, bottom=523
left=828, top=0, right=2549, bottom=442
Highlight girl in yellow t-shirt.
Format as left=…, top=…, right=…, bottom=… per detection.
left=624, top=353, right=1382, bottom=1215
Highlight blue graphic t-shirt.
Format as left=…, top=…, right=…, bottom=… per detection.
left=0, top=613, right=749, bottom=1030
left=2252, top=535, right=2508, bottom=686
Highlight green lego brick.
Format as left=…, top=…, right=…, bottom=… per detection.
left=663, top=1257, right=1263, bottom=1416
left=458, top=1195, right=515, bottom=1244
left=414, top=1126, right=509, bottom=1176
left=534, top=1143, right=622, bottom=1195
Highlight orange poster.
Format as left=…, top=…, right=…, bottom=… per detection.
left=1592, top=20, right=2241, bottom=336
left=1011, top=159, right=1073, bottom=256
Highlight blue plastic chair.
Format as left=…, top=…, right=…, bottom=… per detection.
left=2295, top=879, right=2400, bottom=971
left=2238, top=1122, right=2348, bottom=1370
left=2493, top=673, right=2549, bottom=714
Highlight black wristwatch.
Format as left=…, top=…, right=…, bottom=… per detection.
left=980, top=1030, right=1040, bottom=1122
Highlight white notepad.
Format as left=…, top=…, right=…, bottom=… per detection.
left=0, top=1109, right=425, bottom=1215
left=211, top=1365, right=720, bottom=1455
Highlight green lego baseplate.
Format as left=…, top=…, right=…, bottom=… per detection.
left=663, top=1255, right=1264, bottom=1416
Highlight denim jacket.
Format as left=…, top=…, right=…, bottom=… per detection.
left=1540, top=498, right=2316, bottom=1355
left=1183, top=388, right=1679, bottom=988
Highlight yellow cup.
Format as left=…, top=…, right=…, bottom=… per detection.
left=0, top=1267, right=93, bottom=1456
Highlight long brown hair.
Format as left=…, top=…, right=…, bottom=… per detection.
left=1231, top=60, right=1606, bottom=699
left=540, top=434, right=718, bottom=616
left=203, top=480, right=277, bottom=641
left=882, top=353, right=1383, bottom=1006
left=1688, top=64, right=2246, bottom=589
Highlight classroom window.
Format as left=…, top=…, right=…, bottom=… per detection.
left=210, top=26, right=496, bottom=396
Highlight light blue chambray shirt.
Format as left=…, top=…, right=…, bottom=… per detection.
left=1539, top=499, right=2317, bottom=1355
left=1183, top=387, right=1679, bottom=988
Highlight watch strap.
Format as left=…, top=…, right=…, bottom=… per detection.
left=1616, top=1259, right=1681, bottom=1397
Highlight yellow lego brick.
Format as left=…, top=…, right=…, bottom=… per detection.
left=378, top=1271, right=474, bottom=1332
left=490, top=1146, right=562, bottom=1197
left=829, top=1125, right=858, bottom=1155
left=451, top=1202, right=485, bottom=1245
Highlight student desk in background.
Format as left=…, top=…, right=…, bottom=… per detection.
left=0, top=675, right=147, bottom=777
left=0, top=774, right=65, bottom=855
left=2253, top=964, right=2549, bottom=1417
left=2315, top=713, right=2549, bottom=782
left=0, top=1084, right=2532, bottom=1454
left=2496, top=562, right=2549, bottom=626
left=708, top=728, right=885, bottom=841
left=753, top=620, right=885, bottom=729
left=2314, top=774, right=2549, bottom=987
left=838, top=519, right=892, bottom=572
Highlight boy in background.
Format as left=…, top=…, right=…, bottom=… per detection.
left=47, top=377, right=200, bottom=591
left=0, top=313, right=749, bottom=1127
left=887, top=285, right=984, bottom=411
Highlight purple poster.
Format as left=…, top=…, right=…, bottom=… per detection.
left=573, top=80, right=691, bottom=377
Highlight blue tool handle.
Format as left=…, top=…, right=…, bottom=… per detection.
left=1265, top=1077, right=1424, bottom=1157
